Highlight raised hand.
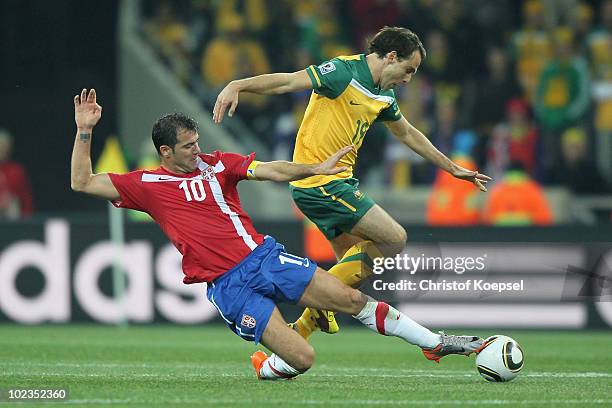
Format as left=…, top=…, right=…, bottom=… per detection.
left=212, top=83, right=239, bottom=124
left=313, top=146, right=354, bottom=175
left=452, top=166, right=492, bottom=192
left=74, top=88, right=102, bottom=131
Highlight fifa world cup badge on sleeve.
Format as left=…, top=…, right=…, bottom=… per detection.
left=318, top=62, right=336, bottom=75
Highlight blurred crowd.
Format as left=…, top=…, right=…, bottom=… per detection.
left=140, top=0, right=610, bottom=225
left=1, top=0, right=610, bottom=223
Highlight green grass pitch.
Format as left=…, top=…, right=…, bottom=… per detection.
left=1, top=325, right=610, bottom=407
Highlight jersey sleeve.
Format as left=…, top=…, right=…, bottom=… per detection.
left=306, top=59, right=352, bottom=99
left=218, top=151, right=257, bottom=182
left=376, top=91, right=403, bottom=122
left=108, top=171, right=147, bottom=211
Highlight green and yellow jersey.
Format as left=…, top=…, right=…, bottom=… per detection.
left=290, top=54, right=402, bottom=188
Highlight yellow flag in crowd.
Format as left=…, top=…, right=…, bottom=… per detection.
left=94, top=136, right=129, bottom=174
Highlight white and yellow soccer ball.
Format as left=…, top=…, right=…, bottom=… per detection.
left=476, top=335, right=524, bottom=382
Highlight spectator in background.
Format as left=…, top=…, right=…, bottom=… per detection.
left=429, top=96, right=459, bottom=160
left=421, top=29, right=459, bottom=87
left=428, top=0, right=483, bottom=78
left=144, top=1, right=192, bottom=84
left=486, top=98, right=538, bottom=181
left=201, top=13, right=271, bottom=89
left=550, top=127, right=609, bottom=195
left=201, top=13, right=271, bottom=134
left=385, top=75, right=434, bottom=187
left=426, top=131, right=481, bottom=226
left=0, top=129, right=33, bottom=219
left=293, top=1, right=352, bottom=63
left=588, top=0, right=612, bottom=183
left=482, top=161, right=552, bottom=226
left=349, top=0, right=401, bottom=50
left=534, top=27, right=590, bottom=174
left=573, top=2, right=594, bottom=53
left=511, top=0, right=552, bottom=103
left=214, top=0, right=269, bottom=36
left=472, top=45, right=521, bottom=158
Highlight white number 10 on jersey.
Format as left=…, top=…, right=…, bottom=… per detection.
left=179, top=179, right=206, bottom=202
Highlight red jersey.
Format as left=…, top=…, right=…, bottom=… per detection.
left=109, top=151, right=265, bottom=283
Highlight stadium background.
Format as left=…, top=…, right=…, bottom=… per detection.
left=1, top=0, right=612, bottom=329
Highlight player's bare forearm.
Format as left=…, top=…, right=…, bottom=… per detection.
left=232, top=74, right=292, bottom=95
left=395, top=122, right=456, bottom=173
left=70, top=128, right=94, bottom=191
left=214, top=71, right=311, bottom=123
left=253, top=161, right=322, bottom=182
left=254, top=146, right=352, bottom=182
left=386, top=118, right=491, bottom=191
left=70, top=130, right=120, bottom=200
left=71, top=88, right=120, bottom=200
left=232, top=70, right=311, bottom=95
left=409, top=129, right=456, bottom=173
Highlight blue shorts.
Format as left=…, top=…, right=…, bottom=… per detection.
left=206, top=236, right=317, bottom=344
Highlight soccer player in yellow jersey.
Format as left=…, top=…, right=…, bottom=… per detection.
left=214, top=27, right=490, bottom=339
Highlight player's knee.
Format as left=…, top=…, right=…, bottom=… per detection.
left=393, top=226, right=407, bottom=247
left=399, top=227, right=408, bottom=246
left=375, top=226, right=407, bottom=256
left=294, top=344, right=315, bottom=372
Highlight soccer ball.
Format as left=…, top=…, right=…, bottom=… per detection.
left=475, top=335, right=524, bottom=382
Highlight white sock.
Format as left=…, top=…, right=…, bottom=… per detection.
left=258, top=353, right=301, bottom=380
left=353, top=300, right=440, bottom=349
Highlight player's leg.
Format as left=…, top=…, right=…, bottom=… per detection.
left=291, top=232, right=368, bottom=338
left=291, top=181, right=388, bottom=337
left=298, top=267, right=483, bottom=361
left=323, top=204, right=408, bottom=290
left=294, top=205, right=406, bottom=338
left=252, top=306, right=315, bottom=380
left=350, top=204, right=407, bottom=256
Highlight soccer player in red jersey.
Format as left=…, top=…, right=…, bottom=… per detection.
left=71, top=88, right=483, bottom=380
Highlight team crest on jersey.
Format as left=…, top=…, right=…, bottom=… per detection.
left=201, top=167, right=215, bottom=181
left=318, top=61, right=336, bottom=75
left=241, top=314, right=256, bottom=328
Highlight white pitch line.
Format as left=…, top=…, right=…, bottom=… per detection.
left=6, top=362, right=612, bottom=378
left=4, top=370, right=611, bottom=380
left=63, top=398, right=612, bottom=406
left=5, top=361, right=611, bottom=378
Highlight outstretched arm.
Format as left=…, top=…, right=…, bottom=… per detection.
left=71, top=88, right=120, bottom=201
left=213, top=69, right=312, bottom=123
left=251, top=146, right=353, bottom=182
left=385, top=117, right=491, bottom=191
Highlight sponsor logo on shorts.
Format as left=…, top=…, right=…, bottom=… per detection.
left=241, top=314, right=257, bottom=328
left=354, top=190, right=364, bottom=200
left=318, top=61, right=336, bottom=75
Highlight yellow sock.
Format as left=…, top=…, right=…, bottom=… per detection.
left=294, top=311, right=317, bottom=339
left=293, top=241, right=383, bottom=339
left=327, top=240, right=381, bottom=288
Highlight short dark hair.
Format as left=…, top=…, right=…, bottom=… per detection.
left=368, top=26, right=426, bottom=60
left=151, top=113, right=198, bottom=154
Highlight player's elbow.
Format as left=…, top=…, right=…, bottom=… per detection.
left=71, top=180, right=85, bottom=192
left=70, top=175, right=91, bottom=192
